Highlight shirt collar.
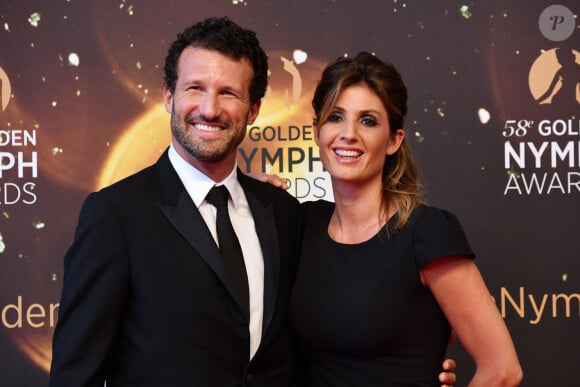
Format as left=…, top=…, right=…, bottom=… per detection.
left=168, top=144, right=242, bottom=209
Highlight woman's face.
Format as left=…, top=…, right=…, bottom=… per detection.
left=314, top=84, right=404, bottom=186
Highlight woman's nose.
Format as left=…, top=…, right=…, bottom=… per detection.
left=339, top=120, right=357, bottom=140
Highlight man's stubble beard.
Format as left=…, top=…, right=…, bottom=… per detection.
left=170, top=110, right=246, bottom=163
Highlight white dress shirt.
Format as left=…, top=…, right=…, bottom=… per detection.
left=168, top=145, right=264, bottom=360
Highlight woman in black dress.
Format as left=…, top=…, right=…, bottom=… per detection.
left=289, top=52, right=523, bottom=387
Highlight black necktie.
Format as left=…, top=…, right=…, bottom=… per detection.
left=206, top=185, right=250, bottom=317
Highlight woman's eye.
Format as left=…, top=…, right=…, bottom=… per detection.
left=361, top=117, right=378, bottom=126
left=327, top=114, right=342, bottom=122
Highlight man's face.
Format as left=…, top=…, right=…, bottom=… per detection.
left=164, top=47, right=260, bottom=178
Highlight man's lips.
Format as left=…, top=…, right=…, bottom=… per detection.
left=194, top=123, right=223, bottom=132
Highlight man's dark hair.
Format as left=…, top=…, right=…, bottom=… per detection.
left=164, top=16, right=268, bottom=105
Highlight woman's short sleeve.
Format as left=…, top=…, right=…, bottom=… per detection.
left=413, top=206, right=476, bottom=268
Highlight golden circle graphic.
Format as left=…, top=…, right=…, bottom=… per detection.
left=528, top=48, right=580, bottom=105
left=0, top=66, right=11, bottom=112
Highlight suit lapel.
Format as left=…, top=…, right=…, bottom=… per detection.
left=154, top=154, right=281, bottom=331
left=155, top=151, right=243, bottom=312
left=238, top=172, right=280, bottom=336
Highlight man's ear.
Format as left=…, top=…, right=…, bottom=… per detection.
left=247, top=100, right=262, bottom=125
left=386, top=128, right=405, bottom=156
left=163, top=86, right=173, bottom=113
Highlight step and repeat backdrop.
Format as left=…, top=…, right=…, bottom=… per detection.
left=0, top=1, right=578, bottom=385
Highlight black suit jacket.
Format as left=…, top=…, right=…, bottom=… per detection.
left=49, top=150, right=302, bottom=387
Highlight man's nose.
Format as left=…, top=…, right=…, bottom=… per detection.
left=198, top=93, right=219, bottom=119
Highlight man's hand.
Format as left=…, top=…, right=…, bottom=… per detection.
left=439, top=358, right=457, bottom=387
left=247, top=172, right=289, bottom=190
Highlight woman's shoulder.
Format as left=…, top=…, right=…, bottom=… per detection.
left=409, top=204, right=475, bottom=263
left=300, top=199, right=334, bottom=222
left=409, top=204, right=463, bottom=228
left=301, top=199, right=334, bottom=212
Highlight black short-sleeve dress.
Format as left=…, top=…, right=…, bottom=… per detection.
left=290, top=201, right=475, bottom=387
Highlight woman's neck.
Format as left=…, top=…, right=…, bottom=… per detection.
left=329, top=179, right=394, bottom=244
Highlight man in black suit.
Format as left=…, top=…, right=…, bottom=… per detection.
left=49, top=17, right=301, bottom=386
left=49, top=16, right=457, bottom=387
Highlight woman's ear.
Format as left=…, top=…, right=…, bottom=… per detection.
left=313, top=118, right=320, bottom=146
left=386, top=129, right=405, bottom=156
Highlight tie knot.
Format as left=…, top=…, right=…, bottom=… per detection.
left=206, top=185, right=230, bottom=208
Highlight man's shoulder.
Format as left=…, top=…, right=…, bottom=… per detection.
left=86, top=162, right=163, bottom=211
left=100, top=163, right=157, bottom=192
left=238, top=172, right=299, bottom=206
left=97, top=150, right=172, bottom=195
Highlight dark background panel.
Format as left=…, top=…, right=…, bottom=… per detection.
left=0, top=1, right=578, bottom=385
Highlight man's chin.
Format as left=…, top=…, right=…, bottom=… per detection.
left=189, top=149, right=231, bottom=163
